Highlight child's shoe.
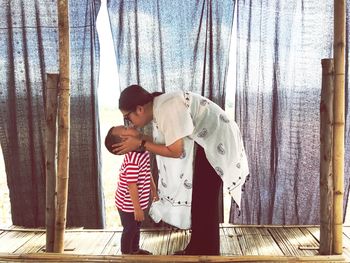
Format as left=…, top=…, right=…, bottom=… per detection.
left=132, top=249, right=152, bottom=255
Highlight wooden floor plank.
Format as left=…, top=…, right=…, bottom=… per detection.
left=166, top=229, right=190, bottom=255
left=306, top=226, right=350, bottom=262
left=63, top=231, right=93, bottom=254
left=0, top=225, right=349, bottom=262
left=63, top=231, right=85, bottom=254
left=139, top=230, right=167, bottom=255
left=281, top=228, right=316, bottom=256
left=306, top=227, right=320, bottom=241
left=343, top=226, right=350, bottom=239
left=222, top=227, right=243, bottom=255
left=235, top=227, right=260, bottom=255
left=0, top=253, right=346, bottom=262
left=0, top=231, right=36, bottom=253
left=268, top=227, right=304, bottom=256
left=299, top=227, right=320, bottom=248
left=254, top=228, right=284, bottom=256
left=90, top=232, right=115, bottom=255
left=100, top=231, right=121, bottom=255
left=341, top=231, right=350, bottom=260
left=287, top=227, right=318, bottom=255
left=151, top=229, right=171, bottom=255
left=220, top=227, right=231, bottom=255
left=14, top=232, right=45, bottom=253
left=235, top=227, right=283, bottom=256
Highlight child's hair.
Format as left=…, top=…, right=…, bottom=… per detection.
left=104, top=127, right=122, bottom=155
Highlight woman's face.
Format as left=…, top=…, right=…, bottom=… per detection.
left=122, top=110, right=134, bottom=127
left=121, top=106, right=148, bottom=128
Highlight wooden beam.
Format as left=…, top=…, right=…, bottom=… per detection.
left=45, top=73, right=59, bottom=252
left=333, top=0, right=346, bottom=255
left=319, top=59, right=334, bottom=255
left=0, top=253, right=345, bottom=262
left=54, top=0, right=70, bottom=253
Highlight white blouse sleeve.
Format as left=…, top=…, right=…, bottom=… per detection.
left=156, top=95, right=194, bottom=146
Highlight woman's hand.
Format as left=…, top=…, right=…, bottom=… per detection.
left=112, top=135, right=141, bottom=155
left=112, top=127, right=142, bottom=154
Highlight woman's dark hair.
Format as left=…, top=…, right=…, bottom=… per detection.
left=119, top=84, right=163, bottom=111
left=104, top=127, right=122, bottom=155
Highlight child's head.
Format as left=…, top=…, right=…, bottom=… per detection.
left=104, top=126, right=124, bottom=155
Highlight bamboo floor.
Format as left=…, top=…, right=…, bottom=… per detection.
left=0, top=224, right=349, bottom=262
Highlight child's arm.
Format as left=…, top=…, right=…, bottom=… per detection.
left=128, top=183, right=144, bottom=221
left=150, top=176, right=159, bottom=202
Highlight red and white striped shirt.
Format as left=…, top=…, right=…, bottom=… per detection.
left=115, top=151, right=151, bottom=212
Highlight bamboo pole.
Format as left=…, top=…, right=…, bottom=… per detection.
left=333, top=0, right=345, bottom=255
left=45, top=73, right=59, bottom=252
left=53, top=0, right=70, bottom=253
left=319, top=59, right=334, bottom=255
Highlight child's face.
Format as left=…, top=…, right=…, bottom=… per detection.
left=123, top=127, right=139, bottom=137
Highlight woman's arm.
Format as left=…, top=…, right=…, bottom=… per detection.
left=143, top=139, right=183, bottom=158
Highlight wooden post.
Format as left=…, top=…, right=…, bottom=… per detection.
left=45, top=73, right=59, bottom=252
left=333, top=0, right=345, bottom=255
left=54, top=0, right=70, bottom=253
left=319, top=59, right=334, bottom=255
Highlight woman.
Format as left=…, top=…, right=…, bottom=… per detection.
left=114, top=84, right=249, bottom=255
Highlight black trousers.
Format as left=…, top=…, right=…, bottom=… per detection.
left=186, top=144, right=222, bottom=255
left=118, top=209, right=141, bottom=254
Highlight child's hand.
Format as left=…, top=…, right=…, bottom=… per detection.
left=134, top=208, right=145, bottom=222
left=152, top=192, right=159, bottom=202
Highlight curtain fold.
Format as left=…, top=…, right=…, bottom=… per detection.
left=0, top=0, right=104, bottom=228
left=107, top=0, right=234, bottom=106
left=231, top=0, right=350, bottom=224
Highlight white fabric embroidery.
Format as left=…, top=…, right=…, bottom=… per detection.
left=152, top=119, right=194, bottom=229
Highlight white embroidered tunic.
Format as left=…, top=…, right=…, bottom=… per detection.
left=150, top=91, right=249, bottom=229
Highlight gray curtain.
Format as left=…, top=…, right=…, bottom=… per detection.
left=107, top=0, right=235, bottom=226
left=107, top=0, right=234, bottom=106
left=0, top=0, right=105, bottom=228
left=231, top=0, right=350, bottom=225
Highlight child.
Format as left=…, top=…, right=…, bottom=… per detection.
left=105, top=125, right=158, bottom=255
